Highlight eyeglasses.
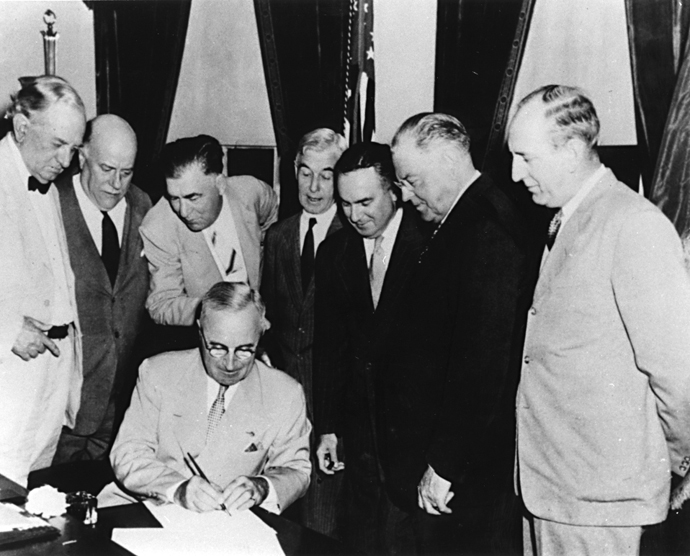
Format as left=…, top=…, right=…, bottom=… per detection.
left=199, top=327, right=257, bottom=361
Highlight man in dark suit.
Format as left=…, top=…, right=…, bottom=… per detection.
left=53, top=114, right=151, bottom=464
left=313, top=142, right=426, bottom=554
left=261, top=128, right=346, bottom=536
left=382, top=113, right=535, bottom=554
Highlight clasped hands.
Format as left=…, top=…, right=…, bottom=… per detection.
left=174, top=475, right=269, bottom=513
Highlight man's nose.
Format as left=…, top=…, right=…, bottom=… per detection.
left=111, top=172, right=123, bottom=191
left=401, top=187, right=413, bottom=202
left=351, top=205, right=363, bottom=222
left=511, top=157, right=526, bottom=183
left=309, top=175, right=320, bottom=193
left=178, top=200, right=191, bottom=218
left=56, top=146, right=72, bottom=169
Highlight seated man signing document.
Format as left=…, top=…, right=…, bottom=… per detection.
left=110, top=282, right=311, bottom=513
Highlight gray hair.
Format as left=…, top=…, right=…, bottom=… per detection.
left=392, top=112, right=471, bottom=153
left=515, top=84, right=600, bottom=150
left=197, top=282, right=270, bottom=332
left=295, top=128, right=347, bottom=162
left=6, top=75, right=85, bottom=121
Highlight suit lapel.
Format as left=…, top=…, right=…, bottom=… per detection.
left=534, top=171, right=615, bottom=303
left=115, top=190, right=138, bottom=293
left=171, top=353, right=208, bottom=459
left=284, top=216, right=304, bottom=310
left=337, top=229, right=372, bottom=312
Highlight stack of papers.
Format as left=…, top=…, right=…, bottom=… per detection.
left=112, top=501, right=285, bottom=556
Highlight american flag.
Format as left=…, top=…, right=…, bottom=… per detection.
left=344, top=0, right=375, bottom=145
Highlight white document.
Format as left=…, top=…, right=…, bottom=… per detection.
left=111, top=501, right=284, bottom=556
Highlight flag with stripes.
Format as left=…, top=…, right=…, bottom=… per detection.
left=344, top=0, right=375, bottom=145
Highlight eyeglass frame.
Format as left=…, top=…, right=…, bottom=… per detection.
left=198, top=326, right=257, bottom=361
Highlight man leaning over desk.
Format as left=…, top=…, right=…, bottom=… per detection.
left=110, top=282, right=311, bottom=513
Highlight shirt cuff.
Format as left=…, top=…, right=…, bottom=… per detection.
left=257, top=476, right=281, bottom=514
left=166, top=479, right=186, bottom=504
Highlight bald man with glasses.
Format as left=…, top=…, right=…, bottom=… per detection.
left=110, top=282, right=311, bottom=514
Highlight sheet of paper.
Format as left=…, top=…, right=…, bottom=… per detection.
left=112, top=501, right=284, bottom=556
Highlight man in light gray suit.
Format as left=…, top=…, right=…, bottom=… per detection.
left=140, top=134, right=278, bottom=326
left=54, top=114, right=151, bottom=464
left=510, top=85, right=690, bottom=555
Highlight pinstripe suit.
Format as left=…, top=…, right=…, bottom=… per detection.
left=261, top=209, right=342, bottom=536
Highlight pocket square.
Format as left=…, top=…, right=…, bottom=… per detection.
left=244, top=442, right=261, bottom=453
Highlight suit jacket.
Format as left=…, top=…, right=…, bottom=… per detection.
left=261, top=211, right=342, bottom=412
left=313, top=207, right=426, bottom=450
left=517, top=168, right=690, bottom=527
left=57, top=176, right=151, bottom=435
left=0, top=133, right=82, bottom=424
left=378, top=174, right=536, bottom=514
left=140, top=175, right=278, bottom=326
left=110, top=350, right=311, bottom=511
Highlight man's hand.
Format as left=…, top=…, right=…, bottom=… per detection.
left=174, top=476, right=225, bottom=512
left=11, top=316, right=60, bottom=361
left=316, top=434, right=345, bottom=474
left=221, top=476, right=269, bottom=513
left=417, top=465, right=454, bottom=515
left=672, top=472, right=690, bottom=511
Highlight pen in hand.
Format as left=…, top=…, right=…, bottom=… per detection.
left=185, top=452, right=231, bottom=514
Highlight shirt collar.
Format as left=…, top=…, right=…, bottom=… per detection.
left=301, top=203, right=337, bottom=226
left=560, top=164, right=607, bottom=228
left=440, top=170, right=482, bottom=226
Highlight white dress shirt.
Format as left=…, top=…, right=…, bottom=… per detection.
left=202, top=198, right=248, bottom=283
left=299, top=203, right=337, bottom=254
left=9, top=136, right=74, bottom=325
left=363, top=207, right=404, bottom=279
left=72, top=174, right=127, bottom=253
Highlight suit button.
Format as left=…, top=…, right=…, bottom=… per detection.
left=524, top=355, right=530, bottom=364
left=529, top=306, right=537, bottom=316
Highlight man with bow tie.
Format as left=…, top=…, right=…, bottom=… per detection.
left=0, top=75, right=86, bottom=485
left=110, top=282, right=311, bottom=514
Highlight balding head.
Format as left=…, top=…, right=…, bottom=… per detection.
left=79, top=114, right=138, bottom=211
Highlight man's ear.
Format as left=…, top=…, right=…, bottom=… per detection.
left=563, top=137, right=586, bottom=172
left=12, top=114, right=29, bottom=143
left=77, top=146, right=87, bottom=169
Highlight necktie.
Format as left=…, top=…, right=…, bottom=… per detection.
left=301, top=218, right=317, bottom=293
left=207, top=384, right=228, bottom=441
left=28, top=176, right=49, bottom=195
left=369, top=235, right=386, bottom=309
left=546, top=210, right=563, bottom=250
left=101, top=211, right=120, bottom=286
left=212, top=231, right=237, bottom=277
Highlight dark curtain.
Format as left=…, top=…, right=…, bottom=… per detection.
left=85, top=0, right=191, bottom=202
left=254, top=0, right=348, bottom=220
left=434, top=0, right=525, bottom=168
left=625, top=0, right=680, bottom=196
left=645, top=3, right=690, bottom=238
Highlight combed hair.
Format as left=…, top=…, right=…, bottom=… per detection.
left=516, top=85, right=600, bottom=149
left=198, top=282, right=270, bottom=332
left=295, top=128, right=347, bottom=161
left=5, top=75, right=85, bottom=120
left=334, top=141, right=396, bottom=190
left=391, top=112, right=470, bottom=153
left=160, top=134, right=223, bottom=179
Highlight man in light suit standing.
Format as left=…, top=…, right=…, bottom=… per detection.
left=140, top=135, right=278, bottom=326
left=261, top=128, right=345, bottom=535
left=0, top=76, right=86, bottom=485
left=111, top=282, right=311, bottom=513
left=54, top=115, right=151, bottom=464
left=509, top=85, right=690, bottom=555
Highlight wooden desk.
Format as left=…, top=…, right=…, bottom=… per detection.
left=1, top=471, right=354, bottom=555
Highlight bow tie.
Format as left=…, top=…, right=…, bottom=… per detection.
left=28, top=176, right=50, bottom=195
